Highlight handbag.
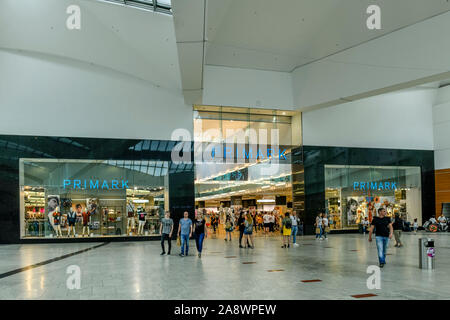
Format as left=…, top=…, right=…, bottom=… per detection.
left=177, top=236, right=181, bottom=246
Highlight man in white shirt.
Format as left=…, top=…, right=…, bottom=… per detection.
left=263, top=212, right=270, bottom=234
left=290, top=212, right=299, bottom=246
left=321, top=215, right=329, bottom=240
left=361, top=217, right=370, bottom=234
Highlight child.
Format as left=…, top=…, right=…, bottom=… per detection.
left=224, top=215, right=233, bottom=241
left=413, top=218, right=418, bottom=233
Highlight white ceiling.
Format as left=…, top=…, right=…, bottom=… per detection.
left=205, top=0, right=450, bottom=72
left=0, top=0, right=181, bottom=90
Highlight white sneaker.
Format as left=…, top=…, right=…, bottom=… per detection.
left=294, top=243, right=299, bottom=247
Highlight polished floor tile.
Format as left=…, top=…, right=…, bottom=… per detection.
left=0, top=232, right=449, bottom=300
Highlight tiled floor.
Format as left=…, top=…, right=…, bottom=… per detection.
left=0, top=232, right=449, bottom=300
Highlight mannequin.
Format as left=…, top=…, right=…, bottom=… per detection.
left=137, top=208, right=146, bottom=235
left=67, top=204, right=80, bottom=237
left=53, top=210, right=63, bottom=237
left=81, top=208, right=91, bottom=237
left=127, top=201, right=136, bottom=235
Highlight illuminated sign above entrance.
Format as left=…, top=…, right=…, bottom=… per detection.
left=63, top=179, right=129, bottom=190
left=353, top=181, right=397, bottom=191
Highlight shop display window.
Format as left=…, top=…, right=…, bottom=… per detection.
left=324, top=165, right=422, bottom=230
left=20, top=159, right=167, bottom=239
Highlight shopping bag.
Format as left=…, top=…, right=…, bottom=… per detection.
left=315, top=227, right=320, bottom=234
left=177, top=236, right=181, bottom=246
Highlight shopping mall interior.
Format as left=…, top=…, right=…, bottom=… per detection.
left=1, top=0, right=450, bottom=304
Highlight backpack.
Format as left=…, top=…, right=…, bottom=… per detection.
left=285, top=218, right=292, bottom=229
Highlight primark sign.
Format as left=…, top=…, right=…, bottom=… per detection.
left=63, top=179, right=129, bottom=190
left=353, top=181, right=397, bottom=191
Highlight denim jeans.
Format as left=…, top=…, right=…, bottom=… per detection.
left=180, top=234, right=190, bottom=255
left=316, top=226, right=323, bottom=238
left=195, top=233, right=205, bottom=253
left=291, top=225, right=298, bottom=243
left=375, top=236, right=389, bottom=264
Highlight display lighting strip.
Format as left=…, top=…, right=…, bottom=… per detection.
left=196, top=173, right=292, bottom=195
left=196, top=183, right=292, bottom=202
left=195, top=148, right=292, bottom=183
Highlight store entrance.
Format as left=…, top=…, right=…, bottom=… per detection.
left=195, top=162, right=294, bottom=238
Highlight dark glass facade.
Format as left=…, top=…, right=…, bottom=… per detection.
left=0, top=135, right=195, bottom=243
left=0, top=134, right=435, bottom=242
left=301, top=146, right=435, bottom=235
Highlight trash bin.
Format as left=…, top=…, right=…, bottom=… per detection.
left=419, top=238, right=435, bottom=269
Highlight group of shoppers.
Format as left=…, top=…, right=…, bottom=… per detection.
left=314, top=213, right=329, bottom=240
left=159, top=211, right=207, bottom=258
left=159, top=209, right=303, bottom=257
left=280, top=212, right=302, bottom=248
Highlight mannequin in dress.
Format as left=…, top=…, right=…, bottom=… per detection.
left=137, top=208, right=146, bottom=235
left=81, top=208, right=91, bottom=237
left=53, top=209, right=63, bottom=237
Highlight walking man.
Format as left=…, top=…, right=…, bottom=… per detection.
left=178, top=211, right=193, bottom=257
left=290, top=211, right=299, bottom=246
left=160, top=211, right=174, bottom=255
left=368, top=208, right=393, bottom=268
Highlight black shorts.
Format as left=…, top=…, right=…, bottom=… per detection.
left=68, top=220, right=76, bottom=226
left=264, top=223, right=270, bottom=228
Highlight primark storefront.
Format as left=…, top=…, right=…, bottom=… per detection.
left=0, top=133, right=436, bottom=243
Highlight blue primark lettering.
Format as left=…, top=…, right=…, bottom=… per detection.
left=63, top=180, right=71, bottom=188
left=256, top=149, right=265, bottom=159
left=63, top=179, right=129, bottom=189
left=353, top=181, right=397, bottom=191
left=278, top=149, right=287, bottom=160
left=111, top=180, right=119, bottom=189
left=244, top=148, right=252, bottom=160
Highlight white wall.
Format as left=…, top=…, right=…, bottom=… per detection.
left=433, top=85, right=450, bottom=170
left=0, top=49, right=193, bottom=140
left=302, top=87, right=436, bottom=150
left=203, top=65, right=294, bottom=109
left=292, top=11, right=450, bottom=110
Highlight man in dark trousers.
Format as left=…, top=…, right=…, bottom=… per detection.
left=368, top=207, right=393, bottom=268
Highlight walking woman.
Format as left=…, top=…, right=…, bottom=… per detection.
left=241, top=213, right=254, bottom=249
left=224, top=214, right=234, bottom=241
left=315, top=213, right=323, bottom=240
left=281, top=212, right=292, bottom=248
left=194, top=212, right=207, bottom=258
